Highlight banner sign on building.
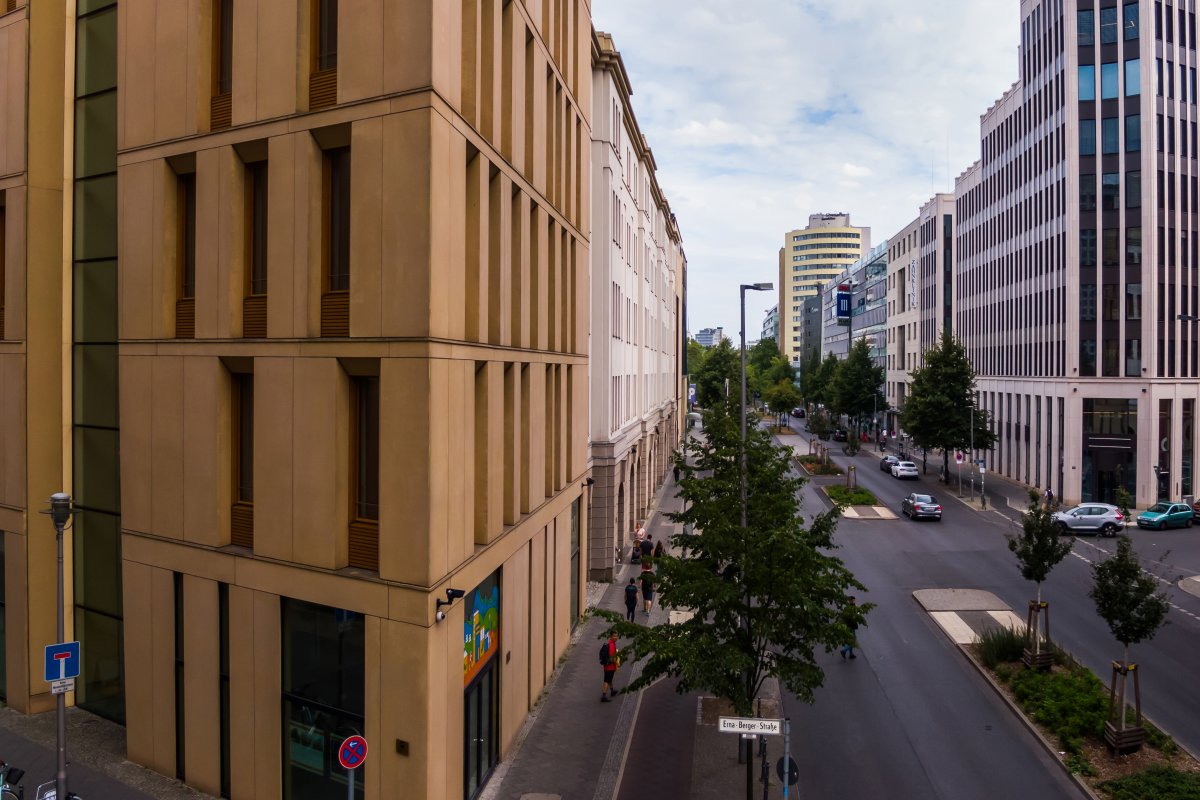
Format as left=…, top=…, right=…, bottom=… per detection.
left=463, top=573, right=500, bottom=686
left=836, top=291, right=851, bottom=322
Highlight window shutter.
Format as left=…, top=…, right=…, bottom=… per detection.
left=348, top=520, right=378, bottom=571
left=210, top=92, right=232, bottom=130
left=175, top=298, right=195, bottom=339
left=230, top=501, right=253, bottom=548
left=321, top=290, right=349, bottom=337
left=309, top=68, right=337, bottom=110
left=242, top=294, right=266, bottom=338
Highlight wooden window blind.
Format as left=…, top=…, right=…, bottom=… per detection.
left=349, top=375, right=379, bottom=570
left=210, top=0, right=233, bottom=128
left=176, top=172, right=196, bottom=338
left=243, top=160, right=268, bottom=337
left=0, top=203, right=5, bottom=340
left=321, top=147, right=350, bottom=336
left=309, top=0, right=338, bottom=109
left=231, top=372, right=254, bottom=548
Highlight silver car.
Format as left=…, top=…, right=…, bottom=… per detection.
left=891, top=461, right=919, bottom=479
left=1052, top=503, right=1124, bottom=537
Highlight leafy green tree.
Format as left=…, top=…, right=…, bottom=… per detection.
left=763, top=379, right=802, bottom=422
left=900, top=330, right=996, bottom=475
left=600, top=398, right=869, bottom=723
left=1008, top=489, right=1074, bottom=656
left=805, top=352, right=840, bottom=408
left=1090, top=536, right=1170, bottom=733
left=694, top=338, right=740, bottom=408
left=798, top=349, right=823, bottom=406
left=828, top=339, right=884, bottom=453
left=687, top=339, right=709, bottom=378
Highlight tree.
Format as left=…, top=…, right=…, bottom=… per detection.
left=828, top=339, right=884, bottom=453
left=805, top=352, right=839, bottom=408
left=1007, top=489, right=1073, bottom=662
left=1090, top=536, right=1170, bottom=740
left=600, top=397, right=869, bottom=739
left=798, top=349, right=823, bottom=406
left=687, top=339, right=709, bottom=378
left=762, top=379, right=802, bottom=422
left=694, top=338, right=740, bottom=408
left=900, top=330, right=996, bottom=478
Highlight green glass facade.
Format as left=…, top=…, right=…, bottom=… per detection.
left=72, top=0, right=124, bottom=724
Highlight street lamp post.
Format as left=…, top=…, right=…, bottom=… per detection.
left=738, top=281, right=772, bottom=798
left=47, top=493, right=73, bottom=800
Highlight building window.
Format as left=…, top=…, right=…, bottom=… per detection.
left=1079, top=65, right=1096, bottom=100
left=1101, top=62, right=1119, bottom=99
left=0, top=537, right=6, bottom=702
left=316, top=0, right=338, bottom=70
left=321, top=147, right=351, bottom=337
left=1127, top=170, right=1141, bottom=206
left=1081, top=339, right=1097, bottom=376
left=1079, top=9, right=1095, bottom=45
left=1081, top=229, right=1097, bottom=266
left=1103, top=229, right=1119, bottom=267
left=0, top=200, right=5, bottom=341
left=214, top=0, right=233, bottom=94
left=1102, top=173, right=1120, bottom=210
left=1102, top=118, right=1120, bottom=154
left=231, top=371, right=255, bottom=546
left=1126, top=114, right=1141, bottom=152
left=176, top=172, right=197, bottom=338
left=1126, top=338, right=1142, bottom=375
left=1101, top=6, right=1119, bottom=43
left=1126, top=282, right=1143, bottom=319
left=1081, top=174, right=1097, bottom=210
left=1125, top=3, right=1139, bottom=39
left=219, top=583, right=231, bottom=799
left=1126, top=227, right=1142, bottom=265
left=247, top=162, right=268, bottom=296
left=281, top=599, right=364, bottom=800
left=349, top=373, right=379, bottom=571
left=174, top=572, right=185, bottom=781
left=1126, top=59, right=1141, bottom=96
left=1081, top=119, right=1096, bottom=155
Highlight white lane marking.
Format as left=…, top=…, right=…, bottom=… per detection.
left=987, top=610, right=1027, bottom=633
left=1068, top=547, right=1200, bottom=624
left=930, top=611, right=979, bottom=644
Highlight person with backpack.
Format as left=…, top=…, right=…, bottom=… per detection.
left=640, top=533, right=654, bottom=563
left=653, top=539, right=664, bottom=559
left=640, top=567, right=656, bottom=615
left=599, top=632, right=620, bottom=701
left=623, top=577, right=639, bottom=622
left=841, top=597, right=860, bottom=660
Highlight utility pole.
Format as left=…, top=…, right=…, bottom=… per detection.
left=47, top=493, right=74, bottom=800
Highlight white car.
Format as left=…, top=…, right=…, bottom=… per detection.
left=891, top=461, right=919, bottom=479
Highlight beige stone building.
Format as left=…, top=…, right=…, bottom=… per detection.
left=587, top=31, right=685, bottom=580
left=2, top=1, right=594, bottom=799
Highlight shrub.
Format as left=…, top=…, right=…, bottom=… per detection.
left=825, top=485, right=878, bottom=506
left=977, top=625, right=1025, bottom=669
left=1143, top=721, right=1178, bottom=757
left=994, top=663, right=1015, bottom=684
left=1009, top=666, right=1108, bottom=754
left=796, top=456, right=842, bottom=476
left=1099, top=766, right=1200, bottom=799
left=1064, top=753, right=1098, bottom=777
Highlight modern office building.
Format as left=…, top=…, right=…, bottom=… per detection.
left=797, top=295, right=824, bottom=365
left=885, top=216, right=921, bottom=434
left=3, top=2, right=596, bottom=799
left=694, top=326, right=725, bottom=347
left=779, top=213, right=870, bottom=365
left=956, top=0, right=1193, bottom=507
left=588, top=31, right=685, bottom=580
left=761, top=304, right=779, bottom=344
left=818, top=242, right=888, bottom=368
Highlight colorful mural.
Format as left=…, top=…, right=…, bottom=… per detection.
left=463, top=574, right=500, bottom=686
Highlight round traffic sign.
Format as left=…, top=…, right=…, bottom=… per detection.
left=338, top=735, right=368, bottom=770
left=776, top=755, right=799, bottom=786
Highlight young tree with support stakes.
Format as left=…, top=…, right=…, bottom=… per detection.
left=598, top=397, right=869, bottom=800
left=829, top=339, right=884, bottom=455
left=1007, top=489, right=1073, bottom=668
left=900, top=330, right=995, bottom=480
left=1089, top=536, right=1170, bottom=753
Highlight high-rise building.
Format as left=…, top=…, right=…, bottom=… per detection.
left=885, top=216, right=922, bottom=435
left=955, top=0, right=1187, bottom=507
left=761, top=304, right=779, bottom=344
left=695, top=327, right=725, bottom=347
left=4, top=1, right=597, bottom=798
left=779, top=213, right=870, bottom=366
left=588, top=31, right=686, bottom=580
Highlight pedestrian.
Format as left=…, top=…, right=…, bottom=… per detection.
left=599, top=632, right=620, bottom=701
left=673, top=463, right=681, bottom=482
left=653, top=539, right=664, bottom=559
left=640, top=568, right=656, bottom=615
left=624, top=578, right=638, bottom=622
left=640, top=533, right=654, bottom=562
left=841, top=598, right=859, bottom=660
left=1043, top=487, right=1055, bottom=509
left=631, top=525, right=644, bottom=564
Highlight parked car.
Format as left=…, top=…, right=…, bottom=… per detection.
left=901, top=493, right=942, bottom=520
left=1137, top=502, right=1194, bottom=530
left=891, top=461, right=919, bottom=479
left=832, top=429, right=848, bottom=441
left=1052, top=503, right=1124, bottom=536
left=1192, top=498, right=1200, bottom=521
left=791, top=407, right=806, bottom=418
left=880, top=455, right=900, bottom=472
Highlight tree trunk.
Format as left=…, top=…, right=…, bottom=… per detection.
left=1034, top=584, right=1042, bottom=655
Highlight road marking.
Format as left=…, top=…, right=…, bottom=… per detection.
left=930, top=611, right=978, bottom=644
left=1068, top=545, right=1200, bottom=624
left=987, top=610, right=1026, bottom=633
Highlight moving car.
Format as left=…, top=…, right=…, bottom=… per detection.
left=901, top=493, right=942, bottom=520
left=791, top=407, right=806, bottom=418
left=880, top=455, right=900, bottom=472
left=832, top=429, right=848, bottom=442
left=1136, top=502, right=1194, bottom=530
left=1052, top=503, right=1124, bottom=536
left=891, top=461, right=919, bottom=479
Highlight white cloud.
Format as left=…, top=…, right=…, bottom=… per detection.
left=592, top=0, right=1020, bottom=337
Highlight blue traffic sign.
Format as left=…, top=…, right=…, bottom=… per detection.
left=338, top=735, right=368, bottom=770
left=44, top=642, right=80, bottom=682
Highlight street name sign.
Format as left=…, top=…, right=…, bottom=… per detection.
left=718, top=716, right=782, bottom=735
left=50, top=678, right=75, bottom=695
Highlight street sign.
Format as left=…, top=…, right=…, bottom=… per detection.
left=338, top=735, right=368, bottom=770
left=776, top=755, right=799, bottom=786
left=44, top=642, right=80, bottom=683
left=718, top=717, right=782, bottom=735
left=955, top=451, right=964, bottom=465
left=50, top=678, right=75, bottom=695
left=979, top=466, right=986, bottom=474
left=836, top=292, right=851, bottom=322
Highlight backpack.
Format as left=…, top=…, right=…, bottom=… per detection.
left=599, top=643, right=610, bottom=666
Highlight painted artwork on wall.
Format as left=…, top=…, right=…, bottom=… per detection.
left=463, top=572, right=500, bottom=686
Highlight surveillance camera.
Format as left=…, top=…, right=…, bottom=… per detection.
left=445, top=588, right=466, bottom=601
left=435, top=610, right=446, bottom=623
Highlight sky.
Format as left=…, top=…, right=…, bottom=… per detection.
left=591, top=0, right=1023, bottom=342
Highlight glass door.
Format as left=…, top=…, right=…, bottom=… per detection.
left=463, top=659, right=499, bottom=798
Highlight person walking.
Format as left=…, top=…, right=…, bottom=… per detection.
left=640, top=567, right=656, bottom=615
left=623, top=578, right=639, bottom=622
left=1043, top=487, right=1055, bottom=509
left=599, top=632, right=620, bottom=701
left=653, top=538, right=664, bottom=559
left=640, top=533, right=654, bottom=563
left=841, top=598, right=860, bottom=660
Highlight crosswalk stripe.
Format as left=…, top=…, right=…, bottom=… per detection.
left=930, top=611, right=978, bottom=644
left=987, top=610, right=1026, bottom=633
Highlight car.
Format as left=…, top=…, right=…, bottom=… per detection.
left=891, top=461, right=919, bottom=479
left=901, top=493, right=942, bottom=520
left=880, top=455, right=900, bottom=472
left=1192, top=498, right=1200, bottom=521
left=832, top=429, right=848, bottom=441
left=1052, top=503, right=1124, bottom=536
left=1136, top=502, right=1194, bottom=530
left=790, top=407, right=806, bottom=418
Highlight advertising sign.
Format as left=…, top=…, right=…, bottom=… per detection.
left=836, top=292, right=851, bottom=321
left=463, top=573, right=500, bottom=686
